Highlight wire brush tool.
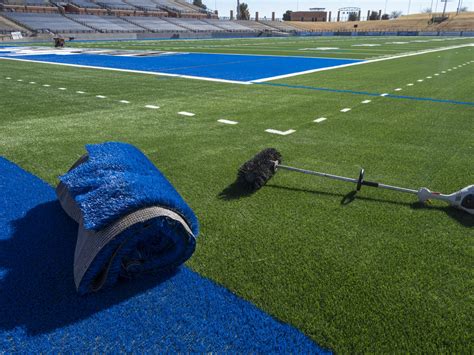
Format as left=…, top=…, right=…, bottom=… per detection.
left=237, top=148, right=474, bottom=215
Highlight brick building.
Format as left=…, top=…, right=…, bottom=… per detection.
left=290, top=11, right=327, bottom=22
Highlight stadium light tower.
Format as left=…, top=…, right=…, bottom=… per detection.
left=407, top=0, right=412, bottom=14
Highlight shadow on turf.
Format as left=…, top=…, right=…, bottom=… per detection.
left=218, top=180, right=256, bottom=200
left=0, top=200, right=178, bottom=335
left=261, top=185, right=472, bottom=227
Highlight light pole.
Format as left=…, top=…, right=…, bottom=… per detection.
left=384, top=0, right=388, bottom=15
left=407, top=0, right=412, bottom=14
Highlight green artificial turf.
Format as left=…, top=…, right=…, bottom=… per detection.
left=0, top=38, right=473, bottom=353
left=16, top=35, right=474, bottom=59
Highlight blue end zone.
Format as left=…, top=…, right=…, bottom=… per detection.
left=0, top=49, right=362, bottom=82
left=0, top=157, right=330, bottom=353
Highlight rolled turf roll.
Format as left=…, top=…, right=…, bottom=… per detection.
left=56, top=142, right=199, bottom=295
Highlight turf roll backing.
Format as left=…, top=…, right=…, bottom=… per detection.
left=57, top=142, right=199, bottom=294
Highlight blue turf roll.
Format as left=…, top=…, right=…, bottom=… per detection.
left=58, top=142, right=199, bottom=294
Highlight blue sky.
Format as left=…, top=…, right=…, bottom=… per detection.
left=201, top=0, right=471, bottom=18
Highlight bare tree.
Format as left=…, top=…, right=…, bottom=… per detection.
left=390, top=10, right=403, bottom=19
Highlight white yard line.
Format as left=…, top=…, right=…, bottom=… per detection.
left=313, top=117, right=327, bottom=123
left=340, top=108, right=351, bottom=112
left=394, top=88, right=402, bottom=91
left=265, top=129, right=295, bottom=136
left=380, top=93, right=389, bottom=97
left=145, top=105, right=160, bottom=109
left=251, top=44, right=473, bottom=83
left=96, top=95, right=106, bottom=99
left=42, top=84, right=50, bottom=87
left=178, top=111, right=195, bottom=116
left=119, top=100, right=130, bottom=103
left=361, top=100, right=371, bottom=104
left=217, top=119, right=238, bottom=125
left=76, top=91, right=85, bottom=94
left=58, top=87, right=67, bottom=90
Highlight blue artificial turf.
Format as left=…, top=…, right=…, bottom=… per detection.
left=0, top=157, right=330, bottom=353
left=0, top=49, right=362, bottom=82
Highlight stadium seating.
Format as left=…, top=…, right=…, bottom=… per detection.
left=96, top=0, right=135, bottom=10
left=3, top=12, right=94, bottom=32
left=67, top=14, right=145, bottom=32
left=235, top=20, right=276, bottom=32
left=288, top=12, right=474, bottom=32
left=1, top=0, right=58, bottom=13
left=0, top=13, right=27, bottom=33
left=202, top=19, right=255, bottom=32
left=258, top=20, right=299, bottom=32
left=125, top=15, right=187, bottom=31
left=165, top=17, right=224, bottom=32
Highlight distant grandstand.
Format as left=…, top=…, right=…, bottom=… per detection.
left=0, top=0, right=473, bottom=41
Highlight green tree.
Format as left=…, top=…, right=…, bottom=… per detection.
left=369, top=11, right=379, bottom=20
left=348, top=12, right=358, bottom=21
left=193, top=0, right=206, bottom=10
left=282, top=10, right=292, bottom=21
left=238, top=2, right=250, bottom=20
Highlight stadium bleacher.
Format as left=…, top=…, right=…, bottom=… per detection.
left=96, top=0, right=135, bottom=10
left=4, top=12, right=94, bottom=32
left=125, top=15, right=187, bottom=32
left=235, top=20, right=276, bottom=32
left=165, top=17, right=224, bottom=32
left=202, top=18, right=255, bottom=32
left=67, top=14, right=145, bottom=32
left=259, top=20, right=299, bottom=32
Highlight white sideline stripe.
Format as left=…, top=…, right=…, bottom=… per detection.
left=178, top=111, right=195, bottom=116
left=340, top=108, right=351, bottom=112
left=361, top=100, right=371, bottom=104
left=265, top=129, right=295, bottom=136
left=0, top=56, right=251, bottom=85
left=251, top=44, right=474, bottom=83
left=119, top=100, right=130, bottom=103
left=58, top=87, right=67, bottom=90
left=313, top=117, right=327, bottom=123
left=145, top=105, right=159, bottom=109
left=96, top=95, right=106, bottom=98
left=76, top=91, right=85, bottom=94
left=380, top=93, right=389, bottom=97
left=394, top=88, right=402, bottom=91
left=218, top=119, right=238, bottom=125
left=42, top=84, right=50, bottom=87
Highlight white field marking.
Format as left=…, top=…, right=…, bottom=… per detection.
left=352, top=43, right=381, bottom=47
left=145, top=105, right=159, bottom=109
left=299, top=47, right=339, bottom=51
left=42, top=84, right=50, bottom=87
left=313, top=117, right=327, bottom=123
left=96, top=95, right=106, bottom=99
left=265, top=129, right=295, bottom=136
left=5, top=77, right=11, bottom=79
left=340, top=108, right=351, bottom=112
left=29, top=81, right=36, bottom=84
left=417, top=79, right=423, bottom=82
left=394, top=88, right=402, bottom=91
left=427, top=76, right=432, bottom=78
left=217, top=119, right=238, bottom=125
left=58, top=87, right=67, bottom=90
left=380, top=93, right=389, bottom=97
left=407, top=83, right=414, bottom=86
left=76, top=91, right=85, bottom=94
left=447, top=69, right=452, bottom=71
left=17, top=79, right=23, bottom=82
left=119, top=100, right=130, bottom=104
left=251, top=44, right=474, bottom=83
left=0, top=56, right=251, bottom=85
left=178, top=111, right=195, bottom=116
left=441, top=71, right=446, bottom=73
left=361, top=99, right=371, bottom=104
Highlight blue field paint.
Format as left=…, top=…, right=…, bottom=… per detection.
left=258, top=82, right=474, bottom=106
left=0, top=157, right=329, bottom=353
left=0, top=49, right=362, bottom=82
